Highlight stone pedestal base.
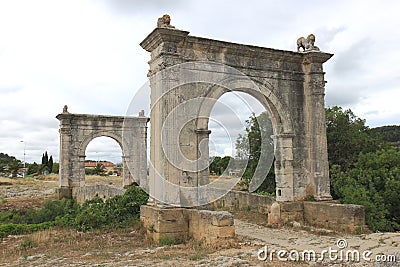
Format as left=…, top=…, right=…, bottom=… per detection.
left=140, top=205, right=235, bottom=244
left=140, top=205, right=189, bottom=243
left=57, top=187, right=72, bottom=199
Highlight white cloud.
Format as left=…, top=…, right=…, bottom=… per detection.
left=85, top=137, right=123, bottom=164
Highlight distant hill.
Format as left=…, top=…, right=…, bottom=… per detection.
left=368, top=125, right=400, bottom=146
left=0, top=153, right=18, bottom=165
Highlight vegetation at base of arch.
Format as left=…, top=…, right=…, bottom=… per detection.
left=235, top=106, right=400, bottom=232
left=326, top=107, right=400, bottom=231
left=0, top=185, right=148, bottom=238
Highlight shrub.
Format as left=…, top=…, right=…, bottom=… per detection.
left=0, top=222, right=55, bottom=238
left=75, top=185, right=148, bottom=231
left=0, top=185, right=148, bottom=238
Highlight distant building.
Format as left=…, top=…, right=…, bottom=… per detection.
left=85, top=161, right=119, bottom=175
left=228, top=169, right=242, bottom=177
left=84, top=161, right=116, bottom=168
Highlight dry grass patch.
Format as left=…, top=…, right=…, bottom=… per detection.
left=0, top=224, right=148, bottom=264
left=85, top=175, right=123, bottom=187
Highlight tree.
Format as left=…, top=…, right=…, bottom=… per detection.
left=235, top=134, right=249, bottom=160
left=209, top=156, right=233, bottom=175
left=325, top=106, right=380, bottom=170
left=41, top=152, right=49, bottom=166
left=8, top=160, right=21, bottom=178
left=330, top=149, right=400, bottom=231
left=52, top=162, right=59, bottom=174
left=85, top=168, right=96, bottom=175
left=368, top=125, right=400, bottom=148
left=48, top=156, right=53, bottom=174
left=235, top=112, right=275, bottom=192
left=0, top=163, right=6, bottom=175
left=39, top=152, right=55, bottom=175
left=368, top=125, right=400, bottom=143
left=38, top=164, right=50, bottom=175
left=0, top=153, right=16, bottom=164
left=27, top=162, right=39, bottom=175
left=93, top=163, right=106, bottom=176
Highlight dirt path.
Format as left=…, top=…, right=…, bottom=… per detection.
left=235, top=219, right=400, bottom=266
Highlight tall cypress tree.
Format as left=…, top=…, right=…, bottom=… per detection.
left=48, top=156, right=53, bottom=173
left=43, top=151, right=48, bottom=167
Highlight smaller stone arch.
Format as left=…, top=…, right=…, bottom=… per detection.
left=56, top=111, right=149, bottom=198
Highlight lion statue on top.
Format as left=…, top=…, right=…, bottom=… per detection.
left=297, top=34, right=320, bottom=52
left=157, top=14, right=175, bottom=28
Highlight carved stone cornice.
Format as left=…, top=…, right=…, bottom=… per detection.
left=140, top=28, right=189, bottom=53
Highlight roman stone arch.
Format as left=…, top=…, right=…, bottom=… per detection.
left=56, top=111, right=148, bottom=197
left=140, top=26, right=333, bottom=204
left=196, top=82, right=296, bottom=198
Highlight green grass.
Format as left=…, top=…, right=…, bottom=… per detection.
left=159, top=235, right=175, bottom=246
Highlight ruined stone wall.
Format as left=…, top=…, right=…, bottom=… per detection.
left=303, top=202, right=366, bottom=232
left=211, top=190, right=275, bottom=214
left=72, top=185, right=126, bottom=204
left=210, top=191, right=365, bottom=233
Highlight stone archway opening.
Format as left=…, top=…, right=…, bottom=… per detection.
left=207, top=91, right=276, bottom=195
left=84, top=136, right=124, bottom=188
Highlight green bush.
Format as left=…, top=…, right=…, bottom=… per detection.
left=330, top=149, right=400, bottom=232
left=0, top=198, right=78, bottom=225
left=75, top=185, right=148, bottom=231
left=0, top=222, right=55, bottom=238
left=0, top=185, right=148, bottom=238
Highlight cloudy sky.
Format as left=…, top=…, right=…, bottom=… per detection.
left=0, top=0, right=399, bottom=164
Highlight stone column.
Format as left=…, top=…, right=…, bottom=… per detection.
left=121, top=115, right=149, bottom=189
left=302, top=52, right=333, bottom=200
left=122, top=155, right=133, bottom=187
left=76, top=155, right=86, bottom=188
left=274, top=134, right=295, bottom=201
left=57, top=113, right=73, bottom=198
left=141, top=28, right=190, bottom=206
left=138, top=117, right=149, bottom=192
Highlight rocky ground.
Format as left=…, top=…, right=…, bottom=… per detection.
left=1, top=176, right=399, bottom=266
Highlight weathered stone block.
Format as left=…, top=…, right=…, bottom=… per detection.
left=57, top=187, right=72, bottom=199
left=303, top=201, right=366, bottom=233
left=210, top=211, right=234, bottom=227
left=141, top=205, right=235, bottom=244
left=207, top=225, right=235, bottom=239
left=268, top=202, right=281, bottom=226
